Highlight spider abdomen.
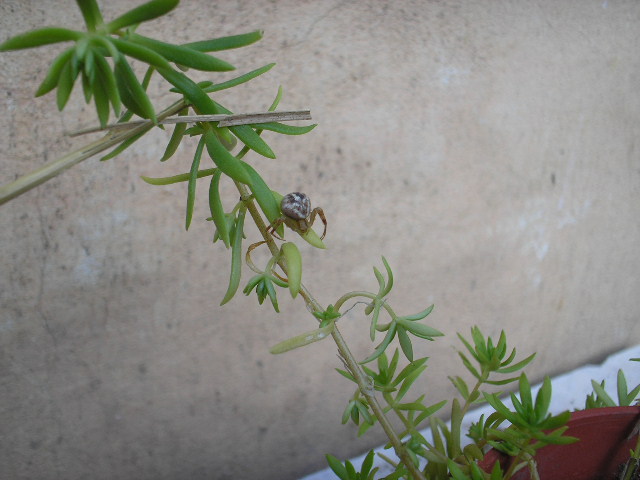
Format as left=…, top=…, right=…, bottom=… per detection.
left=281, top=192, right=311, bottom=220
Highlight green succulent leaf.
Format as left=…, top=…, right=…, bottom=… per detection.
left=534, top=376, right=552, bottom=423
left=313, top=305, right=342, bottom=323
left=495, top=352, right=536, bottom=374
left=76, top=0, right=104, bottom=31
left=56, top=59, right=78, bottom=111
left=239, top=162, right=280, bottom=227
left=92, top=71, right=110, bottom=127
left=0, top=27, right=83, bottom=51
left=114, top=55, right=157, bottom=122
left=449, top=376, right=470, bottom=400
left=299, top=228, right=326, bottom=249
left=251, top=122, right=317, bottom=135
left=158, top=109, right=188, bottom=161
left=335, top=368, right=355, bottom=384
left=202, top=63, right=275, bottom=93
left=158, top=66, right=218, bottom=114
left=185, top=136, right=206, bottom=230
left=399, top=319, right=443, bottom=340
left=93, top=53, right=121, bottom=116
left=184, top=30, right=264, bottom=52
left=395, top=365, right=427, bottom=404
left=203, top=129, right=252, bottom=184
left=208, top=169, right=230, bottom=248
left=104, top=0, right=179, bottom=32
left=243, top=274, right=281, bottom=313
left=325, top=454, right=350, bottom=480
left=211, top=100, right=276, bottom=158
left=128, top=33, right=234, bottom=71
left=35, top=47, right=75, bottom=97
left=111, top=37, right=172, bottom=70
left=590, top=379, right=616, bottom=407
left=397, top=326, right=413, bottom=362
left=361, top=322, right=397, bottom=364
left=141, top=168, right=216, bottom=185
left=220, top=207, right=246, bottom=305
left=269, top=322, right=335, bottom=354
left=281, top=242, right=302, bottom=298
left=402, top=304, right=435, bottom=322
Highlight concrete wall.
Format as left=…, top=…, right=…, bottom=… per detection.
left=1, top=1, right=639, bottom=479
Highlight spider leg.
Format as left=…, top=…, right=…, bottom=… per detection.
left=266, top=217, right=286, bottom=241
left=308, top=207, right=327, bottom=240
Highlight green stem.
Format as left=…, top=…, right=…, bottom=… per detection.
left=235, top=183, right=426, bottom=480
left=334, top=290, right=399, bottom=319
left=460, top=369, right=489, bottom=418
left=0, top=100, right=186, bottom=206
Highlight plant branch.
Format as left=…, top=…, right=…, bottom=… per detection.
left=0, top=100, right=186, bottom=206
left=236, top=182, right=425, bottom=480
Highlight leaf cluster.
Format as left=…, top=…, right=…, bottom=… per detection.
left=585, top=368, right=640, bottom=408
left=326, top=450, right=378, bottom=480
left=2, top=4, right=319, bottom=314
left=481, top=375, right=577, bottom=458
left=0, top=0, right=252, bottom=126
left=354, top=258, right=443, bottom=364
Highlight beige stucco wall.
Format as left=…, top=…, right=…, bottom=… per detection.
left=1, top=1, right=639, bottom=479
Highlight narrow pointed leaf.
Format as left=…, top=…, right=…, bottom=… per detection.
left=335, top=368, right=356, bottom=383
left=496, top=352, right=536, bottom=374
left=239, top=161, right=279, bottom=225
left=129, top=33, right=234, bottom=71
left=401, top=320, right=443, bottom=339
left=220, top=207, right=245, bottom=305
left=203, top=129, right=252, bottom=184
left=402, top=304, right=435, bottom=321
left=518, top=374, right=533, bottom=410
left=534, top=376, right=552, bottom=423
left=141, top=168, right=216, bottom=185
left=184, top=30, right=263, bottom=52
left=281, top=242, right=302, bottom=298
left=92, top=72, right=110, bottom=127
left=158, top=66, right=218, bottom=114
left=115, top=56, right=156, bottom=121
left=0, top=27, right=82, bottom=51
left=361, top=323, right=397, bottom=364
left=208, top=170, right=230, bottom=248
left=35, top=47, right=75, bottom=96
left=76, top=0, right=103, bottom=31
left=270, top=323, right=334, bottom=354
left=161, top=110, right=188, bottom=161
left=105, top=0, right=179, bottom=32
left=185, top=137, right=205, bottom=230
left=591, top=379, right=616, bottom=406
left=93, top=53, right=120, bottom=116
left=381, top=256, right=394, bottom=296
left=203, top=63, right=275, bottom=93
left=397, top=326, right=413, bottom=362
left=617, top=369, right=628, bottom=405
left=249, top=122, right=317, bottom=135
left=56, top=59, right=77, bottom=111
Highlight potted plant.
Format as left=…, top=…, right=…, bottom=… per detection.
left=478, top=405, right=640, bottom=480
left=1, top=2, right=638, bottom=479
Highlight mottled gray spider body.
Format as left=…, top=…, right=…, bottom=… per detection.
left=267, top=192, right=327, bottom=240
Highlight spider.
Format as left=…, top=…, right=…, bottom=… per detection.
left=267, top=192, right=327, bottom=240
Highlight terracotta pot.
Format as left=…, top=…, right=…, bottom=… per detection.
left=478, top=406, right=640, bottom=480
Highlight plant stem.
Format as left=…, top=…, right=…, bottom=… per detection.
left=0, top=101, right=186, bottom=206
left=236, top=182, right=426, bottom=480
